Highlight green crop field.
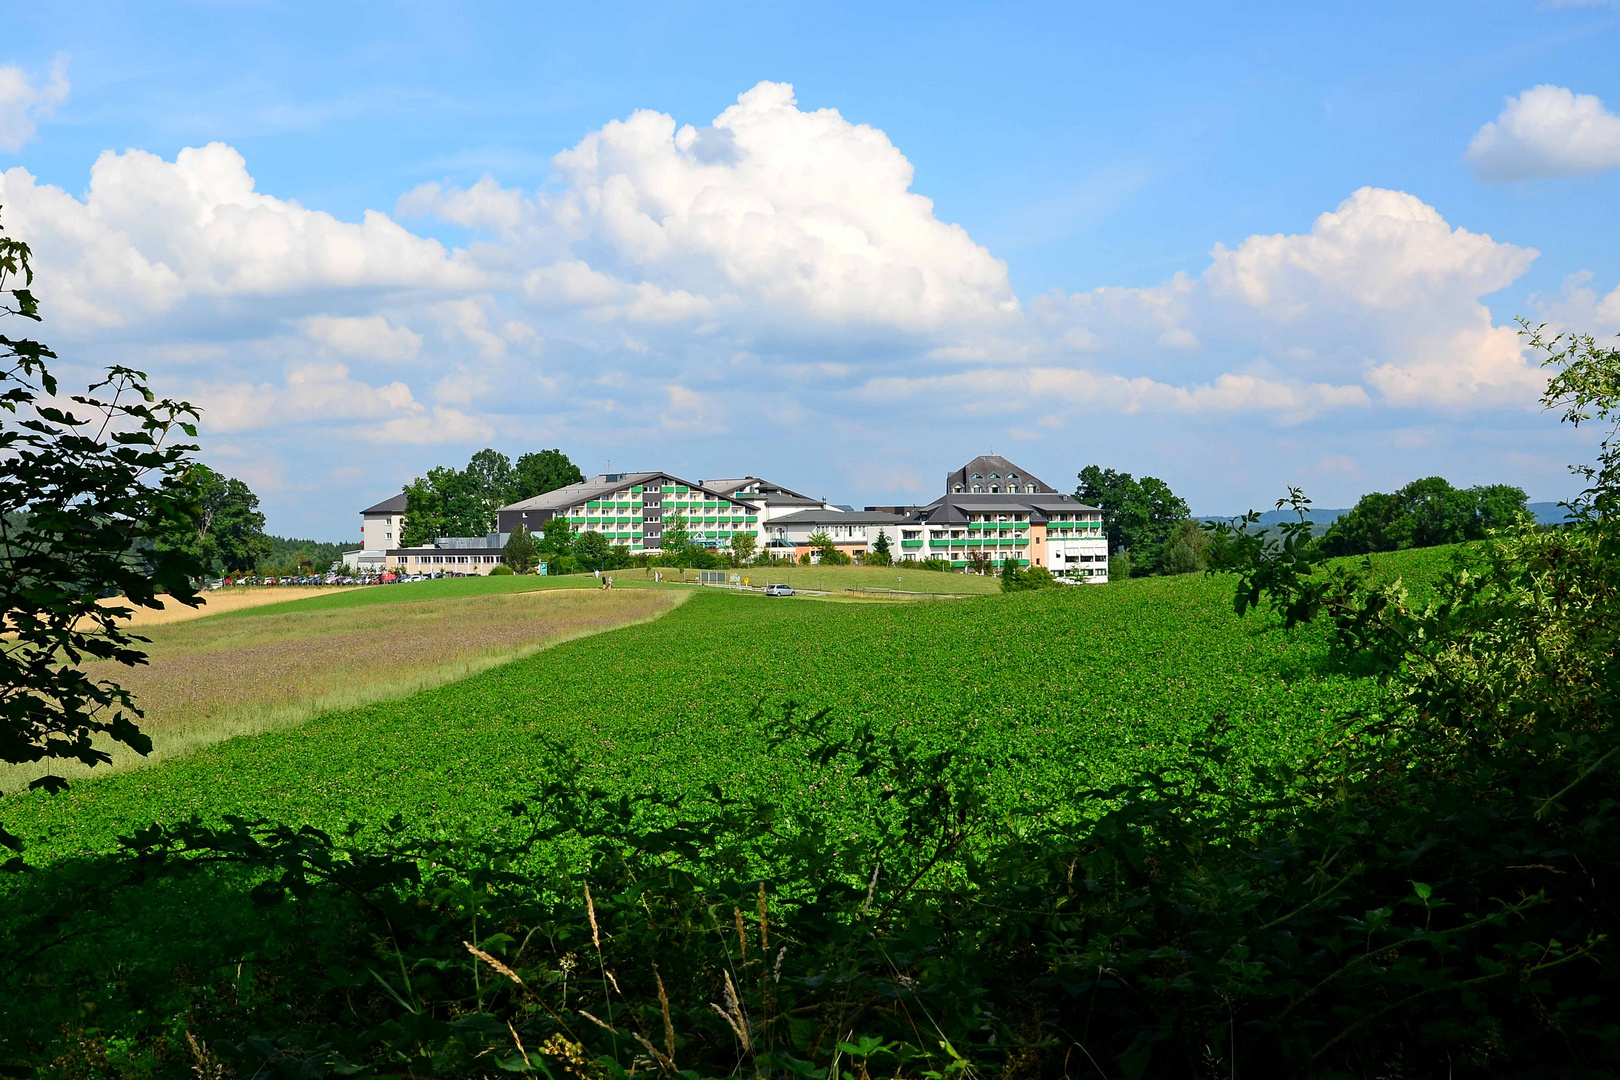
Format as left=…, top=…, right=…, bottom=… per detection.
left=4, top=546, right=1463, bottom=863
left=0, top=543, right=1493, bottom=1076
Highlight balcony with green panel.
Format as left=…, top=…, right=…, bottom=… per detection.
left=901, top=540, right=923, bottom=549
left=928, top=539, right=951, bottom=548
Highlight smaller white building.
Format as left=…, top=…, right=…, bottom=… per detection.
left=342, top=492, right=407, bottom=573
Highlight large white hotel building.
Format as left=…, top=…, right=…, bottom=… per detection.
left=346, top=455, right=1108, bottom=583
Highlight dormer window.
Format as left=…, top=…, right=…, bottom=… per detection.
left=971, top=473, right=982, bottom=480
left=972, top=485, right=981, bottom=493
left=989, top=472, right=1000, bottom=479
left=989, top=485, right=998, bottom=493
left=952, top=484, right=963, bottom=493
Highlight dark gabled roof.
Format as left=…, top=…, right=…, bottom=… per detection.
left=699, top=476, right=814, bottom=500
left=362, top=492, right=409, bottom=515
left=913, top=491, right=1100, bottom=526
left=945, top=455, right=1058, bottom=494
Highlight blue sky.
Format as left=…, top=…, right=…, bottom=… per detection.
left=5, top=1, right=1620, bottom=537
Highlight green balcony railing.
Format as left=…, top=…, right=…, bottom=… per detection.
left=901, top=540, right=923, bottom=548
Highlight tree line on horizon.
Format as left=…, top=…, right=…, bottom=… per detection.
left=1080, top=466, right=1535, bottom=579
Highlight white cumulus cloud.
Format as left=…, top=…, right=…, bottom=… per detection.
left=1032, top=187, right=1543, bottom=409
left=0, top=143, right=485, bottom=331
left=0, top=55, right=69, bottom=153
left=303, top=315, right=423, bottom=361
left=1466, top=85, right=1620, bottom=181
left=194, top=362, right=491, bottom=446
left=404, top=81, right=1018, bottom=335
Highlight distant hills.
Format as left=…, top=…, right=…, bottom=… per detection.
left=1197, top=502, right=1573, bottom=534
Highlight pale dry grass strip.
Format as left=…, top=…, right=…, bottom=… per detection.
left=97, top=586, right=344, bottom=628
left=0, top=588, right=687, bottom=787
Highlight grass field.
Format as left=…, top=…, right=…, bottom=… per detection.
left=99, top=585, right=343, bottom=627
left=0, top=545, right=1483, bottom=1076
left=2, top=584, right=686, bottom=788
left=614, top=562, right=1003, bottom=595
left=1, top=546, right=1474, bottom=863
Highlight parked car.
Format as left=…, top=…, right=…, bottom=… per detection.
left=764, top=583, right=795, bottom=597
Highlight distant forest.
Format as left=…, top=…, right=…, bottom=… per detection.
left=260, top=535, right=360, bottom=573
left=1201, top=500, right=1571, bottom=537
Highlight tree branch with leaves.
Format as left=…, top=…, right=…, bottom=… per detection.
left=0, top=214, right=204, bottom=858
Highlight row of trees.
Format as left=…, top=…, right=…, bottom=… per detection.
left=401, top=448, right=583, bottom=545
left=144, top=465, right=366, bottom=578
left=501, top=509, right=770, bottom=575
left=1079, top=465, right=1537, bottom=579
left=1320, top=475, right=1529, bottom=555
left=1074, top=465, right=1201, bottom=578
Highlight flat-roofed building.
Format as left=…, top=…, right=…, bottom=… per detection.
left=384, top=534, right=507, bottom=575
left=762, top=508, right=908, bottom=561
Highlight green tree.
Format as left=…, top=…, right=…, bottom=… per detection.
left=1108, top=549, right=1133, bottom=581
left=402, top=449, right=527, bottom=545
left=1002, top=563, right=1057, bottom=592
left=870, top=529, right=893, bottom=566
left=503, top=524, right=537, bottom=573
left=571, top=529, right=610, bottom=572
left=462, top=448, right=514, bottom=530
left=727, top=529, right=756, bottom=565
left=540, top=515, right=576, bottom=561
left=512, top=449, right=584, bottom=501
left=806, top=530, right=848, bottom=565
left=401, top=466, right=460, bottom=545
left=999, top=553, right=1020, bottom=590
left=1322, top=477, right=1530, bottom=556
left=1159, top=518, right=1208, bottom=575
left=1319, top=489, right=1402, bottom=556
left=1, top=219, right=203, bottom=853
left=188, top=464, right=271, bottom=574
left=662, top=510, right=692, bottom=566
left=1075, top=465, right=1191, bottom=575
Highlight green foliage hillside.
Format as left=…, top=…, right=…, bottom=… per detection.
left=4, top=560, right=1398, bottom=858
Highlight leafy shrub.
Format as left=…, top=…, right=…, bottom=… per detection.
left=486, top=563, right=514, bottom=576
left=1000, top=562, right=1059, bottom=591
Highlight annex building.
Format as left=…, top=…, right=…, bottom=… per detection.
left=346, top=455, right=1108, bottom=582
